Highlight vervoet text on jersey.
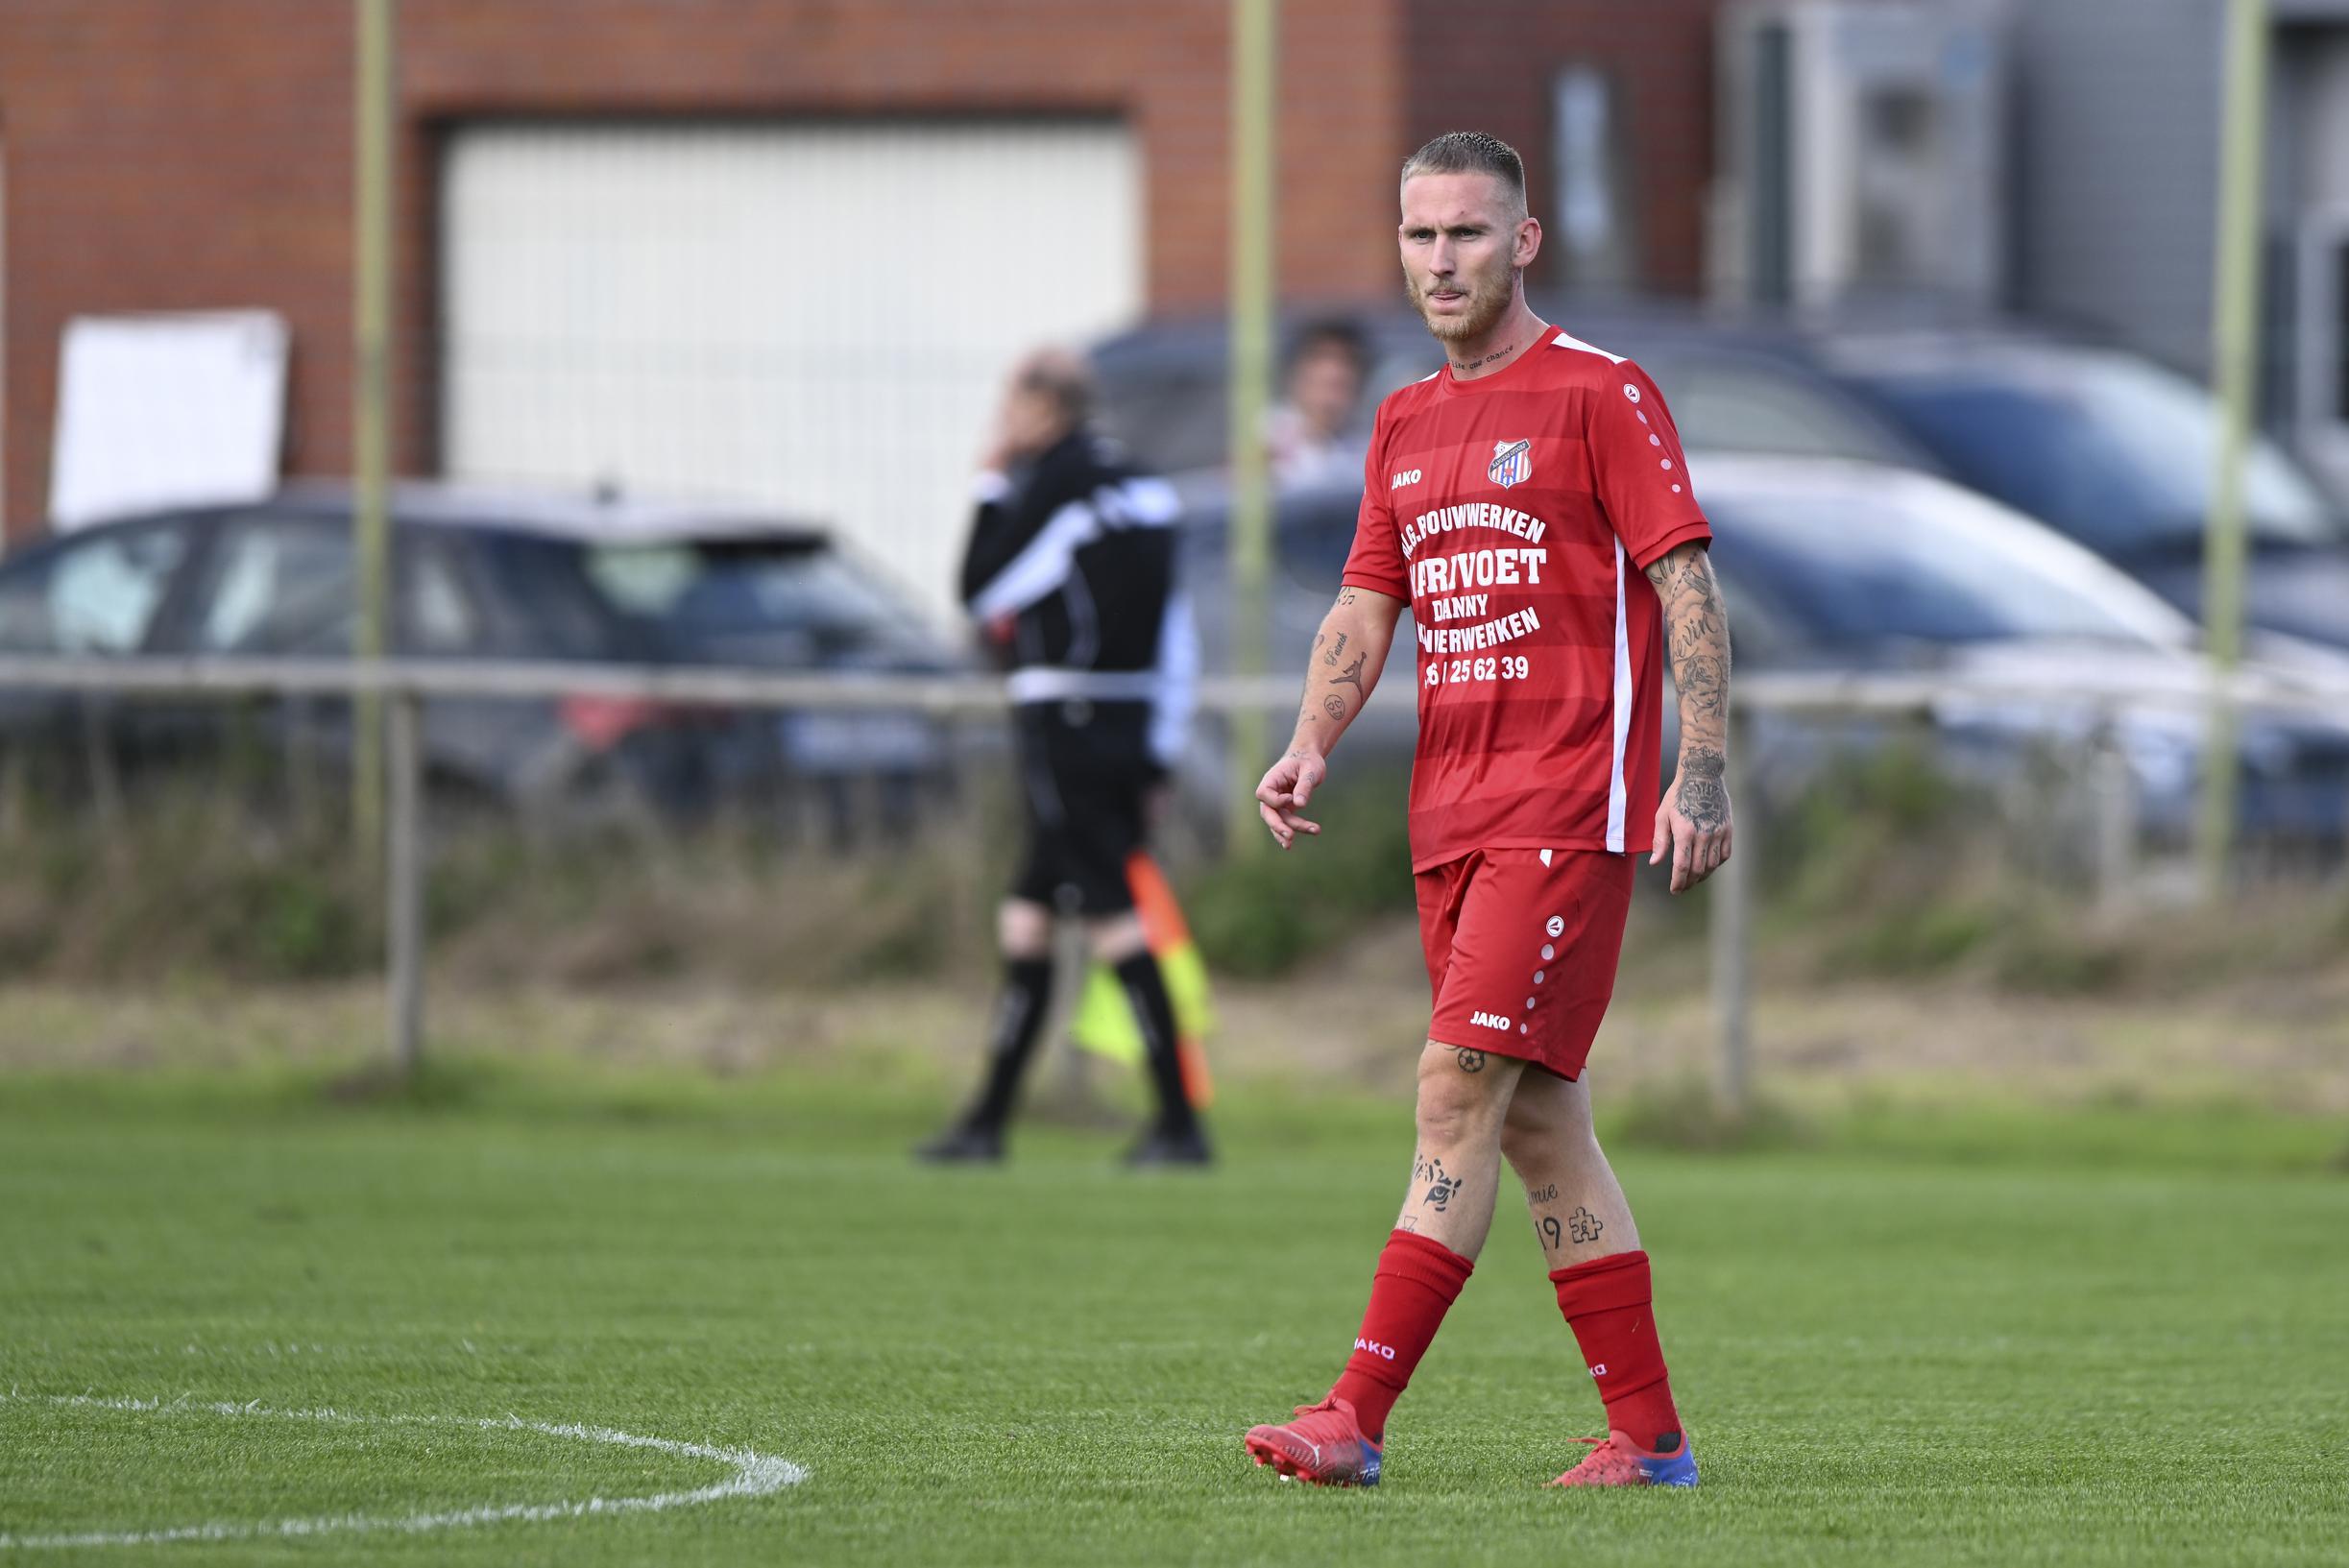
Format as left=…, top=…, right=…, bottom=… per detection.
left=1410, top=546, right=1548, bottom=598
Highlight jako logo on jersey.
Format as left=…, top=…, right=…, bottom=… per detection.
left=1469, top=1011, right=1512, bottom=1031
left=1590, top=1363, right=1609, bottom=1378
left=1390, top=469, right=1423, bottom=490
left=1622, top=382, right=1641, bottom=404
left=1488, top=439, right=1532, bottom=489
left=1355, top=1338, right=1397, bottom=1361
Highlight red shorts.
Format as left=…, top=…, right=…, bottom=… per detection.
left=1416, top=847, right=1635, bottom=1080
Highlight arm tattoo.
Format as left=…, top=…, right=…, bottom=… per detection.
left=1329, top=651, right=1369, bottom=700
left=1677, top=745, right=1728, bottom=831
left=1643, top=546, right=1731, bottom=761
left=1337, top=588, right=1362, bottom=608
left=1323, top=631, right=1347, bottom=667
left=1322, top=694, right=1346, bottom=719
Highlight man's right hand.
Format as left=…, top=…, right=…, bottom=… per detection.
left=1254, top=749, right=1328, bottom=851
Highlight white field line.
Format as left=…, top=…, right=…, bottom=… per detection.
left=0, top=1392, right=809, bottom=1552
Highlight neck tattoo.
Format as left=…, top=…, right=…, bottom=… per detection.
left=1455, top=338, right=1518, bottom=375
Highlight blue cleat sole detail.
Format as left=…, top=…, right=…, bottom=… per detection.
left=1639, top=1446, right=1699, bottom=1487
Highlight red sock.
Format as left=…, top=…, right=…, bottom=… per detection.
left=1549, top=1249, right=1684, bottom=1454
left=1327, top=1230, right=1475, bottom=1442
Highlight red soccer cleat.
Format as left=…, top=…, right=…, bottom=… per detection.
left=1547, top=1430, right=1700, bottom=1487
left=1243, top=1396, right=1383, bottom=1487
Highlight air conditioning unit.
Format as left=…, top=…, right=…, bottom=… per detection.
left=1710, top=1, right=2006, bottom=314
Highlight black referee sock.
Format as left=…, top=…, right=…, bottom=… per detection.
left=1112, top=952, right=1198, bottom=1135
left=965, top=957, right=1055, bottom=1132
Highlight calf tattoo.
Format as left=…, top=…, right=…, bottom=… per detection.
left=1424, top=1172, right=1465, bottom=1213
left=1537, top=1214, right=1563, bottom=1252
left=1567, top=1205, right=1606, bottom=1244
left=1526, top=1183, right=1558, bottom=1205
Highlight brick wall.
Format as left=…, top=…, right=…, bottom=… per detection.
left=0, top=0, right=1714, bottom=542
left=0, top=0, right=354, bottom=539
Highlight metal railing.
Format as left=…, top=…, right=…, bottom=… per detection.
left=1, top=654, right=2342, bottom=1109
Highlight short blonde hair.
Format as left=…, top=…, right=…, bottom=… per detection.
left=1399, top=132, right=1528, bottom=222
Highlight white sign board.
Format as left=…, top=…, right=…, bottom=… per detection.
left=49, top=310, right=289, bottom=530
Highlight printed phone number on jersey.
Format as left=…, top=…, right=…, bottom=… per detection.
left=1425, top=653, right=1533, bottom=688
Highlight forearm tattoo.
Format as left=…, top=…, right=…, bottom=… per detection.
left=1643, top=546, right=1731, bottom=769
left=1329, top=650, right=1369, bottom=701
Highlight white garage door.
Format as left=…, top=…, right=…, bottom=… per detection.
left=442, top=120, right=1142, bottom=620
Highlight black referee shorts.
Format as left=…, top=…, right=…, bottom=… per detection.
left=1009, top=699, right=1156, bottom=917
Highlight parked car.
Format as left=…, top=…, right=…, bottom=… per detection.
left=1155, top=446, right=2348, bottom=851
left=1093, top=307, right=2349, bottom=660
left=1689, top=453, right=2349, bottom=850
left=0, top=483, right=969, bottom=836
left=1661, top=331, right=2349, bottom=661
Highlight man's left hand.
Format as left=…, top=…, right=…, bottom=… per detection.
left=1650, top=761, right=1733, bottom=894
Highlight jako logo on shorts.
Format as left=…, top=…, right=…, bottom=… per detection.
left=1469, top=1011, right=1512, bottom=1031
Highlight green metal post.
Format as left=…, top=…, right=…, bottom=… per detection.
left=2196, top=0, right=2269, bottom=899
left=352, top=0, right=396, bottom=865
left=1226, top=0, right=1277, bottom=851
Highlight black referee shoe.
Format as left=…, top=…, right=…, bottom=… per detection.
left=1123, top=1122, right=1213, bottom=1169
left=914, top=1122, right=1005, bottom=1164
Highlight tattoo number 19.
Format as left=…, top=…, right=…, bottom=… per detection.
left=1426, top=655, right=1531, bottom=687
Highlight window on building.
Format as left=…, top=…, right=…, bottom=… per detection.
left=1551, top=66, right=1638, bottom=291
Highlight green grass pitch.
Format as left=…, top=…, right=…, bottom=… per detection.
left=2, top=1069, right=2344, bottom=1565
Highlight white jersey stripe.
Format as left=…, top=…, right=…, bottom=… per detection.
left=965, top=476, right=1180, bottom=621
left=1605, top=539, right=1632, bottom=854
left=1551, top=329, right=1630, bottom=366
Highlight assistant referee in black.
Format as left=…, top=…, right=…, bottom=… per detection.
left=916, top=348, right=1209, bottom=1167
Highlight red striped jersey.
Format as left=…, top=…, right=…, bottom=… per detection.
left=1342, top=326, right=1711, bottom=871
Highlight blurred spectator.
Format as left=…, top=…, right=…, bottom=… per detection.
left=1268, top=318, right=1372, bottom=487
left=917, top=349, right=1208, bottom=1167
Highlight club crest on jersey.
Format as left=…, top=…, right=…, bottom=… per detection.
left=1488, top=438, right=1532, bottom=489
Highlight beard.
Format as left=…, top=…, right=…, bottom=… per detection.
left=1406, top=260, right=1516, bottom=343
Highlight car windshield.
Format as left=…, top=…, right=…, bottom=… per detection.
left=1705, top=483, right=2189, bottom=648
left=584, top=538, right=925, bottom=659
left=1843, top=349, right=2345, bottom=556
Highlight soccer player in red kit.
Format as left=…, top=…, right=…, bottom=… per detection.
left=1242, top=133, right=1733, bottom=1489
